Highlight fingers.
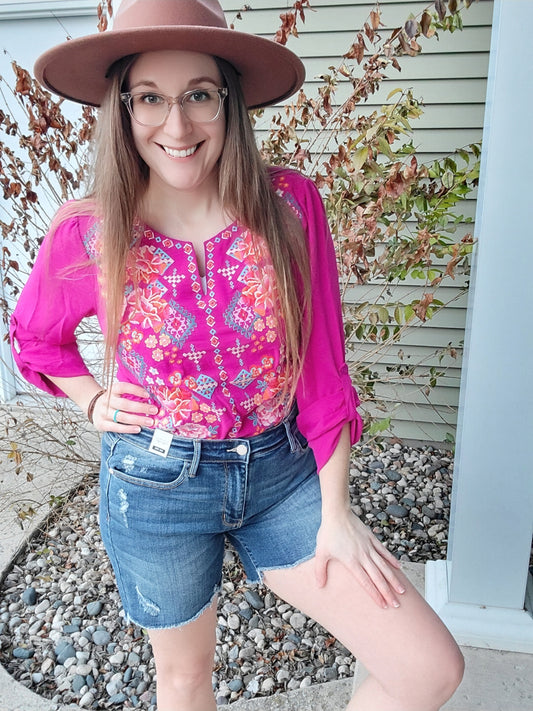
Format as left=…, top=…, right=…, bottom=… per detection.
left=352, top=565, right=389, bottom=609
left=108, top=381, right=152, bottom=399
left=379, top=541, right=402, bottom=570
left=363, top=551, right=405, bottom=609
left=355, top=535, right=406, bottom=609
left=108, top=407, right=155, bottom=432
left=319, top=515, right=406, bottom=610
left=92, top=382, right=159, bottom=433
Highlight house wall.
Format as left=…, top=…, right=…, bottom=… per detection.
left=0, top=0, right=493, bottom=442
left=227, top=0, right=493, bottom=442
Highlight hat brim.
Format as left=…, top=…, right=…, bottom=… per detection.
left=34, top=26, right=305, bottom=109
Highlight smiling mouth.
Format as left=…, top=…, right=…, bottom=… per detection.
left=162, top=144, right=199, bottom=158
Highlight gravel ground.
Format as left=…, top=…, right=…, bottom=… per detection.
left=0, top=441, right=453, bottom=709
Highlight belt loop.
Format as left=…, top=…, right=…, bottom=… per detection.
left=188, top=440, right=202, bottom=478
left=284, top=419, right=299, bottom=453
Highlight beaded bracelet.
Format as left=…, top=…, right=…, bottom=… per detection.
left=87, top=389, right=106, bottom=424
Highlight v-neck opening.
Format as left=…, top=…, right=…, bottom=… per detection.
left=144, top=221, right=238, bottom=281
left=144, top=221, right=238, bottom=247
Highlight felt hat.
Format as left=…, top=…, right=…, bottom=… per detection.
left=34, top=0, right=305, bottom=109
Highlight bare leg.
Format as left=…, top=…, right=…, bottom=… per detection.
left=147, top=596, right=218, bottom=711
left=264, top=560, right=464, bottom=711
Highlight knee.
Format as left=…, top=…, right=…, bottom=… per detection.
left=435, top=644, right=465, bottom=704
left=156, top=651, right=214, bottom=697
left=162, top=660, right=212, bottom=687
left=410, top=643, right=465, bottom=710
left=382, top=640, right=464, bottom=711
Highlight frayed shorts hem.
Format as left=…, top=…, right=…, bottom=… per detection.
left=124, top=583, right=222, bottom=631
left=249, top=548, right=317, bottom=586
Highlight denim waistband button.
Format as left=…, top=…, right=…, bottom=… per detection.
left=235, top=444, right=247, bottom=456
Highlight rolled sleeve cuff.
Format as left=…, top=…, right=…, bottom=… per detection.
left=296, top=366, right=363, bottom=473
left=11, top=319, right=91, bottom=397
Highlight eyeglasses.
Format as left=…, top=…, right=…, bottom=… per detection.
left=120, top=88, right=228, bottom=127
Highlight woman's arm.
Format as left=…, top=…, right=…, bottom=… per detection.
left=314, top=423, right=406, bottom=609
left=275, top=170, right=362, bottom=471
left=44, top=374, right=158, bottom=433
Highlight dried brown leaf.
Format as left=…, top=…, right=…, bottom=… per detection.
left=404, top=19, right=418, bottom=39
left=421, top=11, right=432, bottom=37
left=370, top=9, right=381, bottom=31
left=435, top=0, right=447, bottom=21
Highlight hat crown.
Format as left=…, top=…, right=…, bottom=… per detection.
left=114, top=0, right=228, bottom=32
left=35, top=0, right=304, bottom=109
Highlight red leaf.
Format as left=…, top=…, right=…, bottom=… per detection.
left=370, top=9, right=381, bottom=30
left=14, top=65, right=32, bottom=95
left=414, top=293, right=434, bottom=322
left=344, top=35, right=365, bottom=64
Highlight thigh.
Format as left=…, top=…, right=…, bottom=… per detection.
left=263, top=558, right=462, bottom=699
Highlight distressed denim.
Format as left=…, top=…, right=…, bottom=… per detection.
left=99, top=410, right=321, bottom=629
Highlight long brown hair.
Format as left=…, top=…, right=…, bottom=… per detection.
left=87, top=53, right=312, bottom=397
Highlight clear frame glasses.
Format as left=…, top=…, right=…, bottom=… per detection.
left=120, top=87, right=228, bottom=127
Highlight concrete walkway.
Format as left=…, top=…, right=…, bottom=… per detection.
left=1, top=408, right=532, bottom=710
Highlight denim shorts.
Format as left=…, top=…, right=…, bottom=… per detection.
left=99, top=410, right=321, bottom=629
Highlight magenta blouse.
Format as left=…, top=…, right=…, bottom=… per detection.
left=10, top=167, right=362, bottom=472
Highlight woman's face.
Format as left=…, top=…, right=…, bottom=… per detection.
left=126, top=50, right=226, bottom=198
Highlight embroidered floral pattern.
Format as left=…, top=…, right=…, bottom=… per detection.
left=108, top=179, right=299, bottom=439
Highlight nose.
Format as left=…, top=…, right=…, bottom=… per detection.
left=162, top=101, right=192, bottom=135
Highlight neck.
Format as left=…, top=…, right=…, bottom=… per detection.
left=140, top=175, right=228, bottom=238
left=139, top=174, right=232, bottom=244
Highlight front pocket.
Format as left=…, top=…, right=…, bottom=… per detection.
left=106, top=435, right=190, bottom=490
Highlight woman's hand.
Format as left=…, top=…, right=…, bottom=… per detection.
left=314, top=508, right=405, bottom=609
left=92, top=381, right=159, bottom=433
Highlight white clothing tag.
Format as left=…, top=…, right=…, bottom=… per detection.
left=148, top=429, right=173, bottom=458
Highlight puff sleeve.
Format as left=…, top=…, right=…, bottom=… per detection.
left=283, top=170, right=363, bottom=472
left=10, top=215, right=99, bottom=397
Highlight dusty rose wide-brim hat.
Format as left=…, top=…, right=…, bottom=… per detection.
left=34, top=0, right=305, bottom=110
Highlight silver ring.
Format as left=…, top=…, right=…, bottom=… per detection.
left=113, top=409, right=120, bottom=423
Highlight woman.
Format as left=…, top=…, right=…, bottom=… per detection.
left=10, top=1, right=464, bottom=709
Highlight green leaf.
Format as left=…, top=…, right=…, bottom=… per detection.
left=378, top=306, right=389, bottom=323
left=404, top=304, right=415, bottom=322
left=351, top=146, right=368, bottom=174
left=377, top=135, right=395, bottom=159
left=368, top=417, right=392, bottom=435
left=394, top=305, right=403, bottom=324
left=386, top=87, right=403, bottom=101
left=442, top=170, right=454, bottom=189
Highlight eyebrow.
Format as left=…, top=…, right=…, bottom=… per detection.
left=129, top=76, right=220, bottom=91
